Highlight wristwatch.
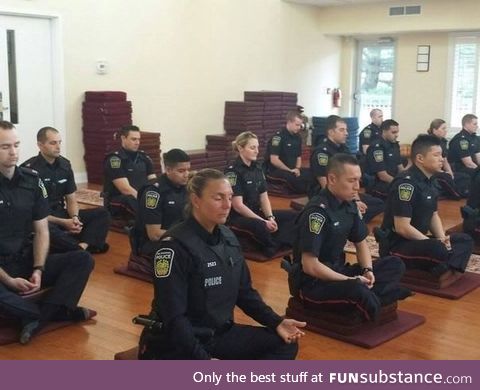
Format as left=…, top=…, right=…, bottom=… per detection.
left=266, top=215, right=275, bottom=220
left=33, top=265, right=45, bottom=272
left=362, top=267, right=373, bottom=275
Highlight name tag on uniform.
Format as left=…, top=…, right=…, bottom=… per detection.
left=43, top=178, right=51, bottom=182
left=127, top=169, right=133, bottom=172
left=246, top=180, right=253, bottom=184
left=58, top=179, right=67, bottom=183
left=287, top=143, right=292, bottom=147
left=207, top=261, right=217, bottom=268
left=168, top=201, right=175, bottom=205
left=333, top=221, right=340, bottom=226
left=427, top=196, right=432, bottom=199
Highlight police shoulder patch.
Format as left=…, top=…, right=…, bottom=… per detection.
left=317, top=153, right=329, bottom=166
left=110, top=156, right=121, bottom=169
left=38, top=179, right=48, bottom=198
left=364, top=129, right=372, bottom=138
left=308, top=212, right=325, bottom=235
left=145, top=190, right=160, bottom=209
left=225, top=171, right=237, bottom=186
left=460, top=139, right=469, bottom=151
left=398, top=183, right=414, bottom=202
left=154, top=248, right=174, bottom=278
left=272, top=135, right=282, bottom=147
left=373, top=150, right=384, bottom=162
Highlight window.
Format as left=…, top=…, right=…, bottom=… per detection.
left=447, top=34, right=480, bottom=136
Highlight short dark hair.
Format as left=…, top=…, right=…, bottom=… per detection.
left=381, top=119, right=399, bottom=132
left=326, top=115, right=345, bottom=132
left=286, top=110, right=303, bottom=122
left=119, top=125, right=140, bottom=138
left=163, top=148, right=190, bottom=168
left=37, top=126, right=58, bottom=142
left=0, top=121, right=14, bottom=131
left=326, top=153, right=359, bottom=175
left=411, top=134, right=442, bottom=161
left=462, top=114, right=477, bottom=128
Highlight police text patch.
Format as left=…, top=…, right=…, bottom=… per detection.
left=110, top=156, right=121, bottom=169
left=272, top=136, right=281, bottom=147
left=460, top=139, right=469, bottom=151
left=225, top=171, right=237, bottom=187
left=309, top=212, right=325, bottom=235
left=38, top=179, right=48, bottom=198
left=154, top=248, right=174, bottom=278
left=364, top=129, right=371, bottom=138
left=145, top=191, right=160, bottom=209
left=398, top=183, right=414, bottom=202
left=317, top=153, right=329, bottom=166
left=373, top=150, right=384, bottom=162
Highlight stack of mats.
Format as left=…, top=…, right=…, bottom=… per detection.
left=244, top=91, right=298, bottom=150
left=82, top=91, right=162, bottom=184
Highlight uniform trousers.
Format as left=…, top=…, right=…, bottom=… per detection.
left=49, top=208, right=111, bottom=253
left=366, top=179, right=390, bottom=200
left=267, top=168, right=311, bottom=194
left=389, top=233, right=473, bottom=273
left=359, top=193, right=385, bottom=223
left=106, top=194, right=138, bottom=218
left=139, top=323, right=297, bottom=360
left=300, top=256, right=406, bottom=322
left=434, top=171, right=470, bottom=199
left=0, top=250, right=94, bottom=322
left=228, top=209, right=298, bottom=252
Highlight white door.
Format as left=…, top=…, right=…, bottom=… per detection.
left=0, top=15, right=57, bottom=162
left=354, top=40, right=396, bottom=128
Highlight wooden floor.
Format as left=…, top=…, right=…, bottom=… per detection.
left=1, top=194, right=479, bottom=360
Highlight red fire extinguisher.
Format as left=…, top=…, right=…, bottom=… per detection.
left=333, top=88, right=342, bottom=108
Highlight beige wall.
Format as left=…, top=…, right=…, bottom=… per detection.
left=1, top=0, right=341, bottom=177
left=318, top=0, right=479, bottom=143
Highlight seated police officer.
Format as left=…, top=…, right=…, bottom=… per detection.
left=379, top=134, right=473, bottom=276
left=448, top=114, right=480, bottom=178
left=358, top=108, right=383, bottom=157
left=225, top=132, right=297, bottom=257
left=103, top=125, right=157, bottom=218
left=365, top=119, right=408, bottom=199
left=310, top=115, right=384, bottom=223
left=22, top=127, right=110, bottom=254
left=264, top=110, right=310, bottom=194
left=138, top=169, right=306, bottom=359
left=427, top=119, right=470, bottom=199
left=462, top=168, right=480, bottom=242
left=132, top=149, right=190, bottom=257
left=289, top=153, right=409, bottom=322
left=0, top=121, right=94, bottom=344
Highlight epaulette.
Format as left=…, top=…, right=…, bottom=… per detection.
left=18, top=166, right=39, bottom=177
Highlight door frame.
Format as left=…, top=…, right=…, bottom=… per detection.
left=0, top=8, right=66, bottom=148
left=354, top=38, right=397, bottom=125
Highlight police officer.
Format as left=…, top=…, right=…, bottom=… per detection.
left=0, top=121, right=94, bottom=344
left=225, top=132, right=297, bottom=257
left=264, top=110, right=310, bottom=194
left=358, top=108, right=383, bottom=157
left=448, top=114, right=480, bottom=177
left=22, top=127, right=110, bottom=254
left=427, top=119, right=470, bottom=199
left=133, top=149, right=190, bottom=257
left=462, top=168, right=480, bottom=241
left=138, top=169, right=306, bottom=359
left=310, top=116, right=384, bottom=224
left=379, top=134, right=473, bottom=276
left=365, top=119, right=408, bottom=199
left=103, top=125, right=157, bottom=218
left=288, top=154, right=409, bottom=322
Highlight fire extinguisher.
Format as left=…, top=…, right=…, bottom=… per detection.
left=333, top=88, right=342, bottom=108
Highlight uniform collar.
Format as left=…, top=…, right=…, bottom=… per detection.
left=326, top=138, right=343, bottom=150
left=460, top=128, right=475, bottom=137
left=369, top=123, right=381, bottom=132
left=186, top=216, right=221, bottom=245
left=35, top=153, right=58, bottom=169
left=234, top=156, right=257, bottom=170
left=321, top=188, right=355, bottom=212
left=159, top=173, right=184, bottom=191
left=0, top=166, right=21, bottom=185
left=409, top=164, right=431, bottom=184
left=119, top=147, right=138, bottom=160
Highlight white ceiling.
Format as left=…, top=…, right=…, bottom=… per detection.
left=285, top=0, right=399, bottom=7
